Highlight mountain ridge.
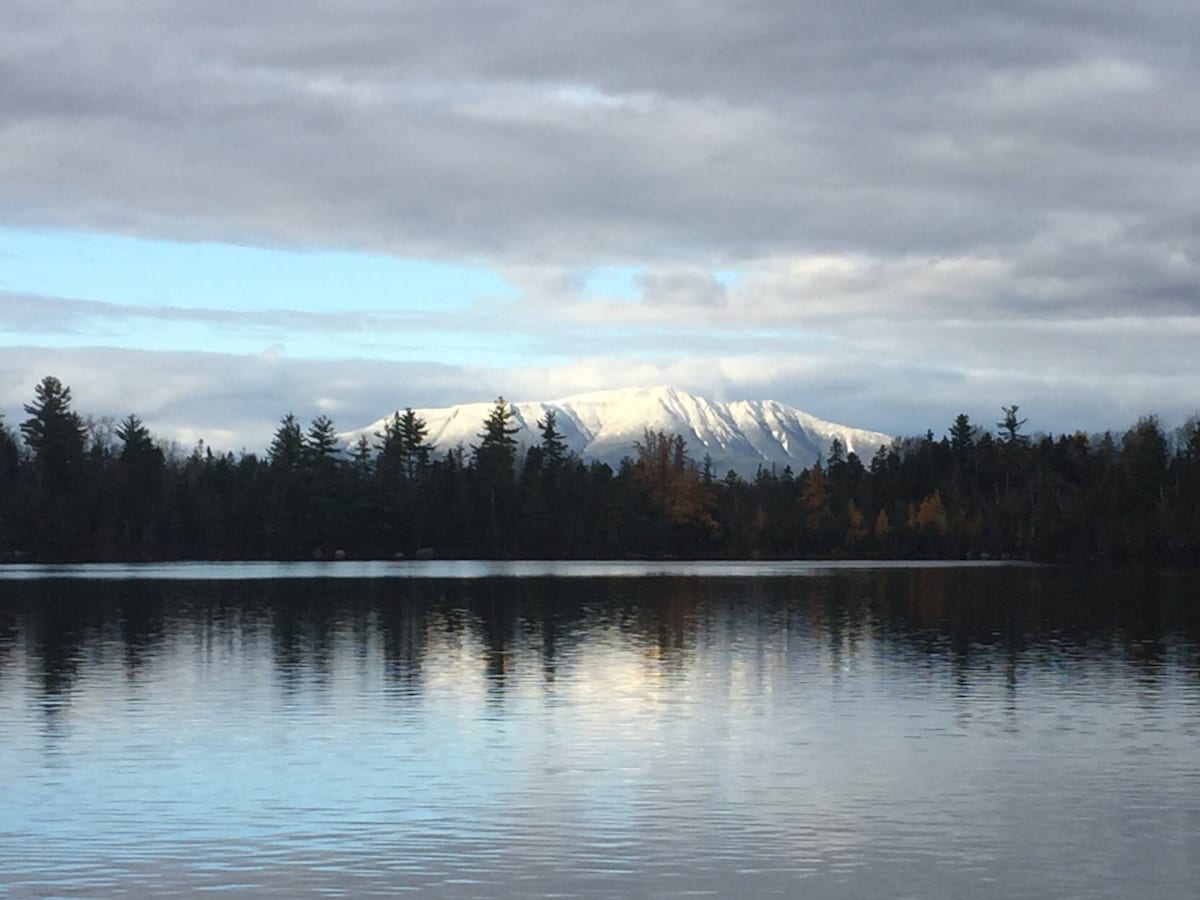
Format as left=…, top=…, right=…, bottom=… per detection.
left=344, top=386, right=892, bottom=476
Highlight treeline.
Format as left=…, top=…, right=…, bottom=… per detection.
left=1, top=376, right=1198, bottom=563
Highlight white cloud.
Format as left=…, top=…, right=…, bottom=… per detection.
left=2, top=1, right=1198, bottom=438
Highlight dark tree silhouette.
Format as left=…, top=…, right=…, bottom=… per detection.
left=472, top=398, right=520, bottom=552
left=997, top=406, right=1028, bottom=445
left=3, top=376, right=1199, bottom=564
left=268, top=413, right=305, bottom=470
left=537, top=410, right=569, bottom=467
left=21, top=376, right=87, bottom=489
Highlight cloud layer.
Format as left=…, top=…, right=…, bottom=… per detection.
left=2, top=1, right=1198, bottom=443
left=6, top=2, right=1196, bottom=261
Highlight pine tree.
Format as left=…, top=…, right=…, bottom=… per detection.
left=997, top=406, right=1028, bottom=445
left=19, top=377, right=90, bottom=557
left=305, top=415, right=342, bottom=467
left=20, top=376, right=87, bottom=488
left=117, top=415, right=161, bottom=464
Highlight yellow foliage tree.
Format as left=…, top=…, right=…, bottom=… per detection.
left=634, top=429, right=721, bottom=538
left=799, top=465, right=831, bottom=532
left=909, top=490, right=949, bottom=535
left=845, top=500, right=866, bottom=547
left=873, top=509, right=891, bottom=540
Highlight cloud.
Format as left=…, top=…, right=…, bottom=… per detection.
left=2, top=337, right=1194, bottom=458
left=2, top=2, right=1198, bottom=438
left=0, top=290, right=488, bottom=334
left=3, top=1, right=1197, bottom=265
left=636, top=269, right=727, bottom=308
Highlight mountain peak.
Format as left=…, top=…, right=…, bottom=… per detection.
left=346, top=387, right=891, bottom=476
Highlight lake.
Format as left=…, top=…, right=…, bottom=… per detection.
left=1, top=562, right=1197, bottom=898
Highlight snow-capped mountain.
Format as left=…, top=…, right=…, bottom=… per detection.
left=345, top=386, right=891, bottom=476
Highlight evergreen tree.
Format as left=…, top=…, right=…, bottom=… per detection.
left=268, top=413, right=306, bottom=470
left=117, top=414, right=157, bottom=460
left=0, top=414, right=20, bottom=486
left=997, top=405, right=1028, bottom=445
left=4, top=378, right=1199, bottom=564
left=18, top=377, right=90, bottom=557
left=114, top=414, right=165, bottom=557
left=372, top=409, right=434, bottom=554
left=473, top=398, right=520, bottom=482
left=351, top=435, right=373, bottom=477
left=1119, top=417, right=1169, bottom=558
left=538, top=410, right=569, bottom=467
left=263, top=413, right=308, bottom=556
left=298, top=415, right=345, bottom=554
left=376, top=408, right=432, bottom=481
left=375, top=412, right=406, bottom=480
left=949, top=413, right=976, bottom=459
left=0, top=415, right=22, bottom=553
left=305, top=415, right=342, bottom=467
left=472, top=398, right=520, bottom=553
left=399, top=408, right=432, bottom=479
left=21, top=376, right=87, bottom=488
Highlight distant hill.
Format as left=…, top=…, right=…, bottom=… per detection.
left=345, top=385, right=892, bottom=476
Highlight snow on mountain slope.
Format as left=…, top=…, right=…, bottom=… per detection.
left=344, top=386, right=891, bottom=476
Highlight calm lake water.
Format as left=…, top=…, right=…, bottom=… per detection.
left=1, top=563, right=1197, bottom=898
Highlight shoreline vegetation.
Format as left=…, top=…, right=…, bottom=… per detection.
left=2, top=376, right=1198, bottom=565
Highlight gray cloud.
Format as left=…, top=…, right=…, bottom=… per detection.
left=2, top=334, right=1194, bottom=458
left=3, top=1, right=1197, bottom=264
left=2, top=2, right=1198, bottom=436
left=636, top=269, right=727, bottom=308
left=0, top=290, right=496, bottom=335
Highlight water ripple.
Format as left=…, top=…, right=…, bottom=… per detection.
left=1, top=566, right=1197, bottom=898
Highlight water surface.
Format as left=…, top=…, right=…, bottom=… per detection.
left=1, top=564, right=1197, bottom=898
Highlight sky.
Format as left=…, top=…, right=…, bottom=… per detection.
left=2, top=0, right=1198, bottom=452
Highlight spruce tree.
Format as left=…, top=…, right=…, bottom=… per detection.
left=115, top=414, right=165, bottom=555
left=949, top=413, right=976, bottom=458
left=268, top=413, right=306, bottom=470
left=472, top=398, right=520, bottom=553
left=537, top=410, right=569, bottom=466
left=375, top=409, right=432, bottom=481
left=399, top=408, right=432, bottom=479
left=473, top=398, right=519, bottom=483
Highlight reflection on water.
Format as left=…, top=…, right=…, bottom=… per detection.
left=1, top=567, right=1198, bottom=898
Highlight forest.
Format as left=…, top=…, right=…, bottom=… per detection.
left=1, top=375, right=1198, bottom=563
